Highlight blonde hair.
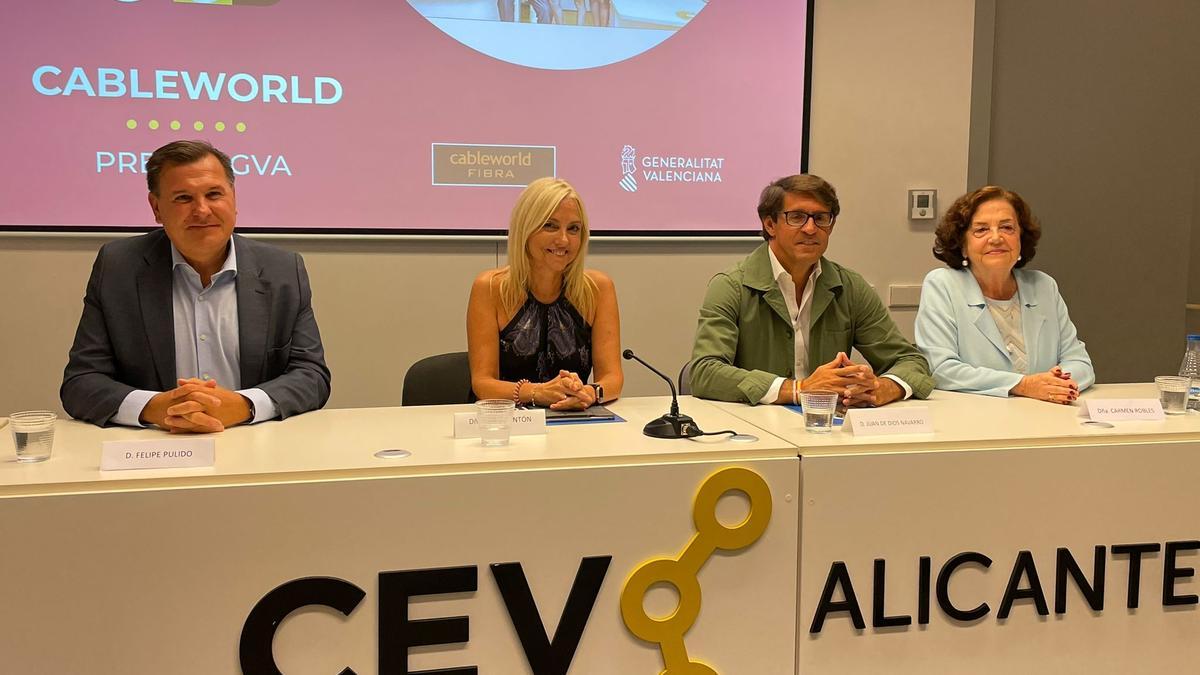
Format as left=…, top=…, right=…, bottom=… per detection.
left=500, top=177, right=597, bottom=320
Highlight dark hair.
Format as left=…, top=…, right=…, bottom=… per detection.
left=756, top=174, right=840, bottom=240
left=145, top=140, right=234, bottom=195
left=933, top=185, right=1041, bottom=268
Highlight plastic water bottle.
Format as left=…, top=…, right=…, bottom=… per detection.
left=1178, top=335, right=1200, bottom=411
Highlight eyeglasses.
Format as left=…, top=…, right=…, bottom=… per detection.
left=779, top=210, right=835, bottom=230
left=969, top=223, right=1018, bottom=238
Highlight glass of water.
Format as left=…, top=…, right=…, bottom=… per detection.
left=1156, top=376, right=1191, bottom=415
left=475, top=399, right=516, bottom=447
left=9, top=411, right=57, bottom=462
left=799, top=390, right=839, bottom=433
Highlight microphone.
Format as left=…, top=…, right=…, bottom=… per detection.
left=622, top=349, right=702, bottom=439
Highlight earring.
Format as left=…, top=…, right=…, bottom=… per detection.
left=1017, top=255, right=1022, bottom=261
left=961, top=259, right=969, bottom=267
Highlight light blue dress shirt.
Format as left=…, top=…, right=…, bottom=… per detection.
left=112, top=240, right=279, bottom=426
left=915, top=267, right=1095, bottom=397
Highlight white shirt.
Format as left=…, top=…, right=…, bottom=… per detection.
left=985, top=295, right=1028, bottom=374
left=759, top=247, right=913, bottom=404
left=759, top=246, right=821, bottom=404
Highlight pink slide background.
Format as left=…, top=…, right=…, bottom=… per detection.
left=0, top=0, right=809, bottom=234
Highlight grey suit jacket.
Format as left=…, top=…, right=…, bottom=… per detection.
left=61, top=230, right=331, bottom=426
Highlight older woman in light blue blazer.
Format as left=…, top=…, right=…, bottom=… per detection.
left=915, top=186, right=1094, bottom=404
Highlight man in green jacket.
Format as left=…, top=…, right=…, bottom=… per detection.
left=691, top=174, right=933, bottom=406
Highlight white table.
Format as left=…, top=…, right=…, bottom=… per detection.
left=0, top=397, right=801, bottom=674
left=0, top=396, right=794, bottom=496
left=8, top=386, right=1197, bottom=673
left=715, top=383, right=1200, bottom=673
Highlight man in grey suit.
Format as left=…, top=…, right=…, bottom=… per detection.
left=61, top=140, right=331, bottom=432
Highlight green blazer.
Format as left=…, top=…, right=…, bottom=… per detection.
left=690, top=243, right=933, bottom=404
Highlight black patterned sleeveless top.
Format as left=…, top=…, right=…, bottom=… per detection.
left=499, top=293, right=592, bottom=383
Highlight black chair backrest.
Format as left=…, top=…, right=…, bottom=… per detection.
left=678, top=359, right=693, bottom=396
left=402, top=352, right=476, bottom=406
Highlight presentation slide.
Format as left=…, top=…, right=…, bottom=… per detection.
left=1, top=0, right=810, bottom=235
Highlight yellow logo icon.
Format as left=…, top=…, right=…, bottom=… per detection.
left=620, top=467, right=773, bottom=674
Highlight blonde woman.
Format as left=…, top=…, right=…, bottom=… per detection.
left=467, top=177, right=623, bottom=409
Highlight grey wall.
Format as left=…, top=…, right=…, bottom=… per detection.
left=1, top=1, right=982, bottom=417
left=987, top=0, right=1200, bottom=381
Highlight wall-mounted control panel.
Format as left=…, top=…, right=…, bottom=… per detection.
left=909, top=189, right=936, bottom=220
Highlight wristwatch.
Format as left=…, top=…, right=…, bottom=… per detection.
left=589, top=383, right=604, bottom=403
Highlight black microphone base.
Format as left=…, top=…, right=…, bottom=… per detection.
left=643, top=414, right=702, bottom=439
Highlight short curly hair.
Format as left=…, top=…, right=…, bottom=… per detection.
left=933, top=185, right=1041, bottom=268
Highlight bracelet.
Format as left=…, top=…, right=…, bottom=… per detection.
left=792, top=379, right=800, bottom=406
left=513, top=379, right=530, bottom=405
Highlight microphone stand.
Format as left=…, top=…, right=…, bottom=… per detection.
left=622, top=349, right=702, bottom=439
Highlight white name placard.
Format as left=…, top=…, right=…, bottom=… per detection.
left=100, top=438, right=215, bottom=471
left=453, top=408, right=547, bottom=439
left=845, top=407, right=933, bottom=436
left=1086, top=399, right=1165, bottom=422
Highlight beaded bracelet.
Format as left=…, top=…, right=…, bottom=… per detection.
left=513, top=379, right=530, bottom=405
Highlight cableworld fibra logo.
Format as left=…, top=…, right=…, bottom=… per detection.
left=619, top=145, right=725, bottom=193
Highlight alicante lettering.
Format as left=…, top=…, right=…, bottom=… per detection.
left=810, top=541, right=1200, bottom=633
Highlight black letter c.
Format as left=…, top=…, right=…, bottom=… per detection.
left=240, top=576, right=366, bottom=675
left=936, top=552, right=992, bottom=622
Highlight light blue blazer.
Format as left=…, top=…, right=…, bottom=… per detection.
left=915, top=267, right=1094, bottom=397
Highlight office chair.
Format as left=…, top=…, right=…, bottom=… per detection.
left=402, top=352, right=476, bottom=405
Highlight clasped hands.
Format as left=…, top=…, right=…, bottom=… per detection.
left=140, top=378, right=252, bottom=433
left=1012, top=366, right=1079, bottom=405
left=530, top=370, right=596, bottom=410
left=796, top=352, right=902, bottom=408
